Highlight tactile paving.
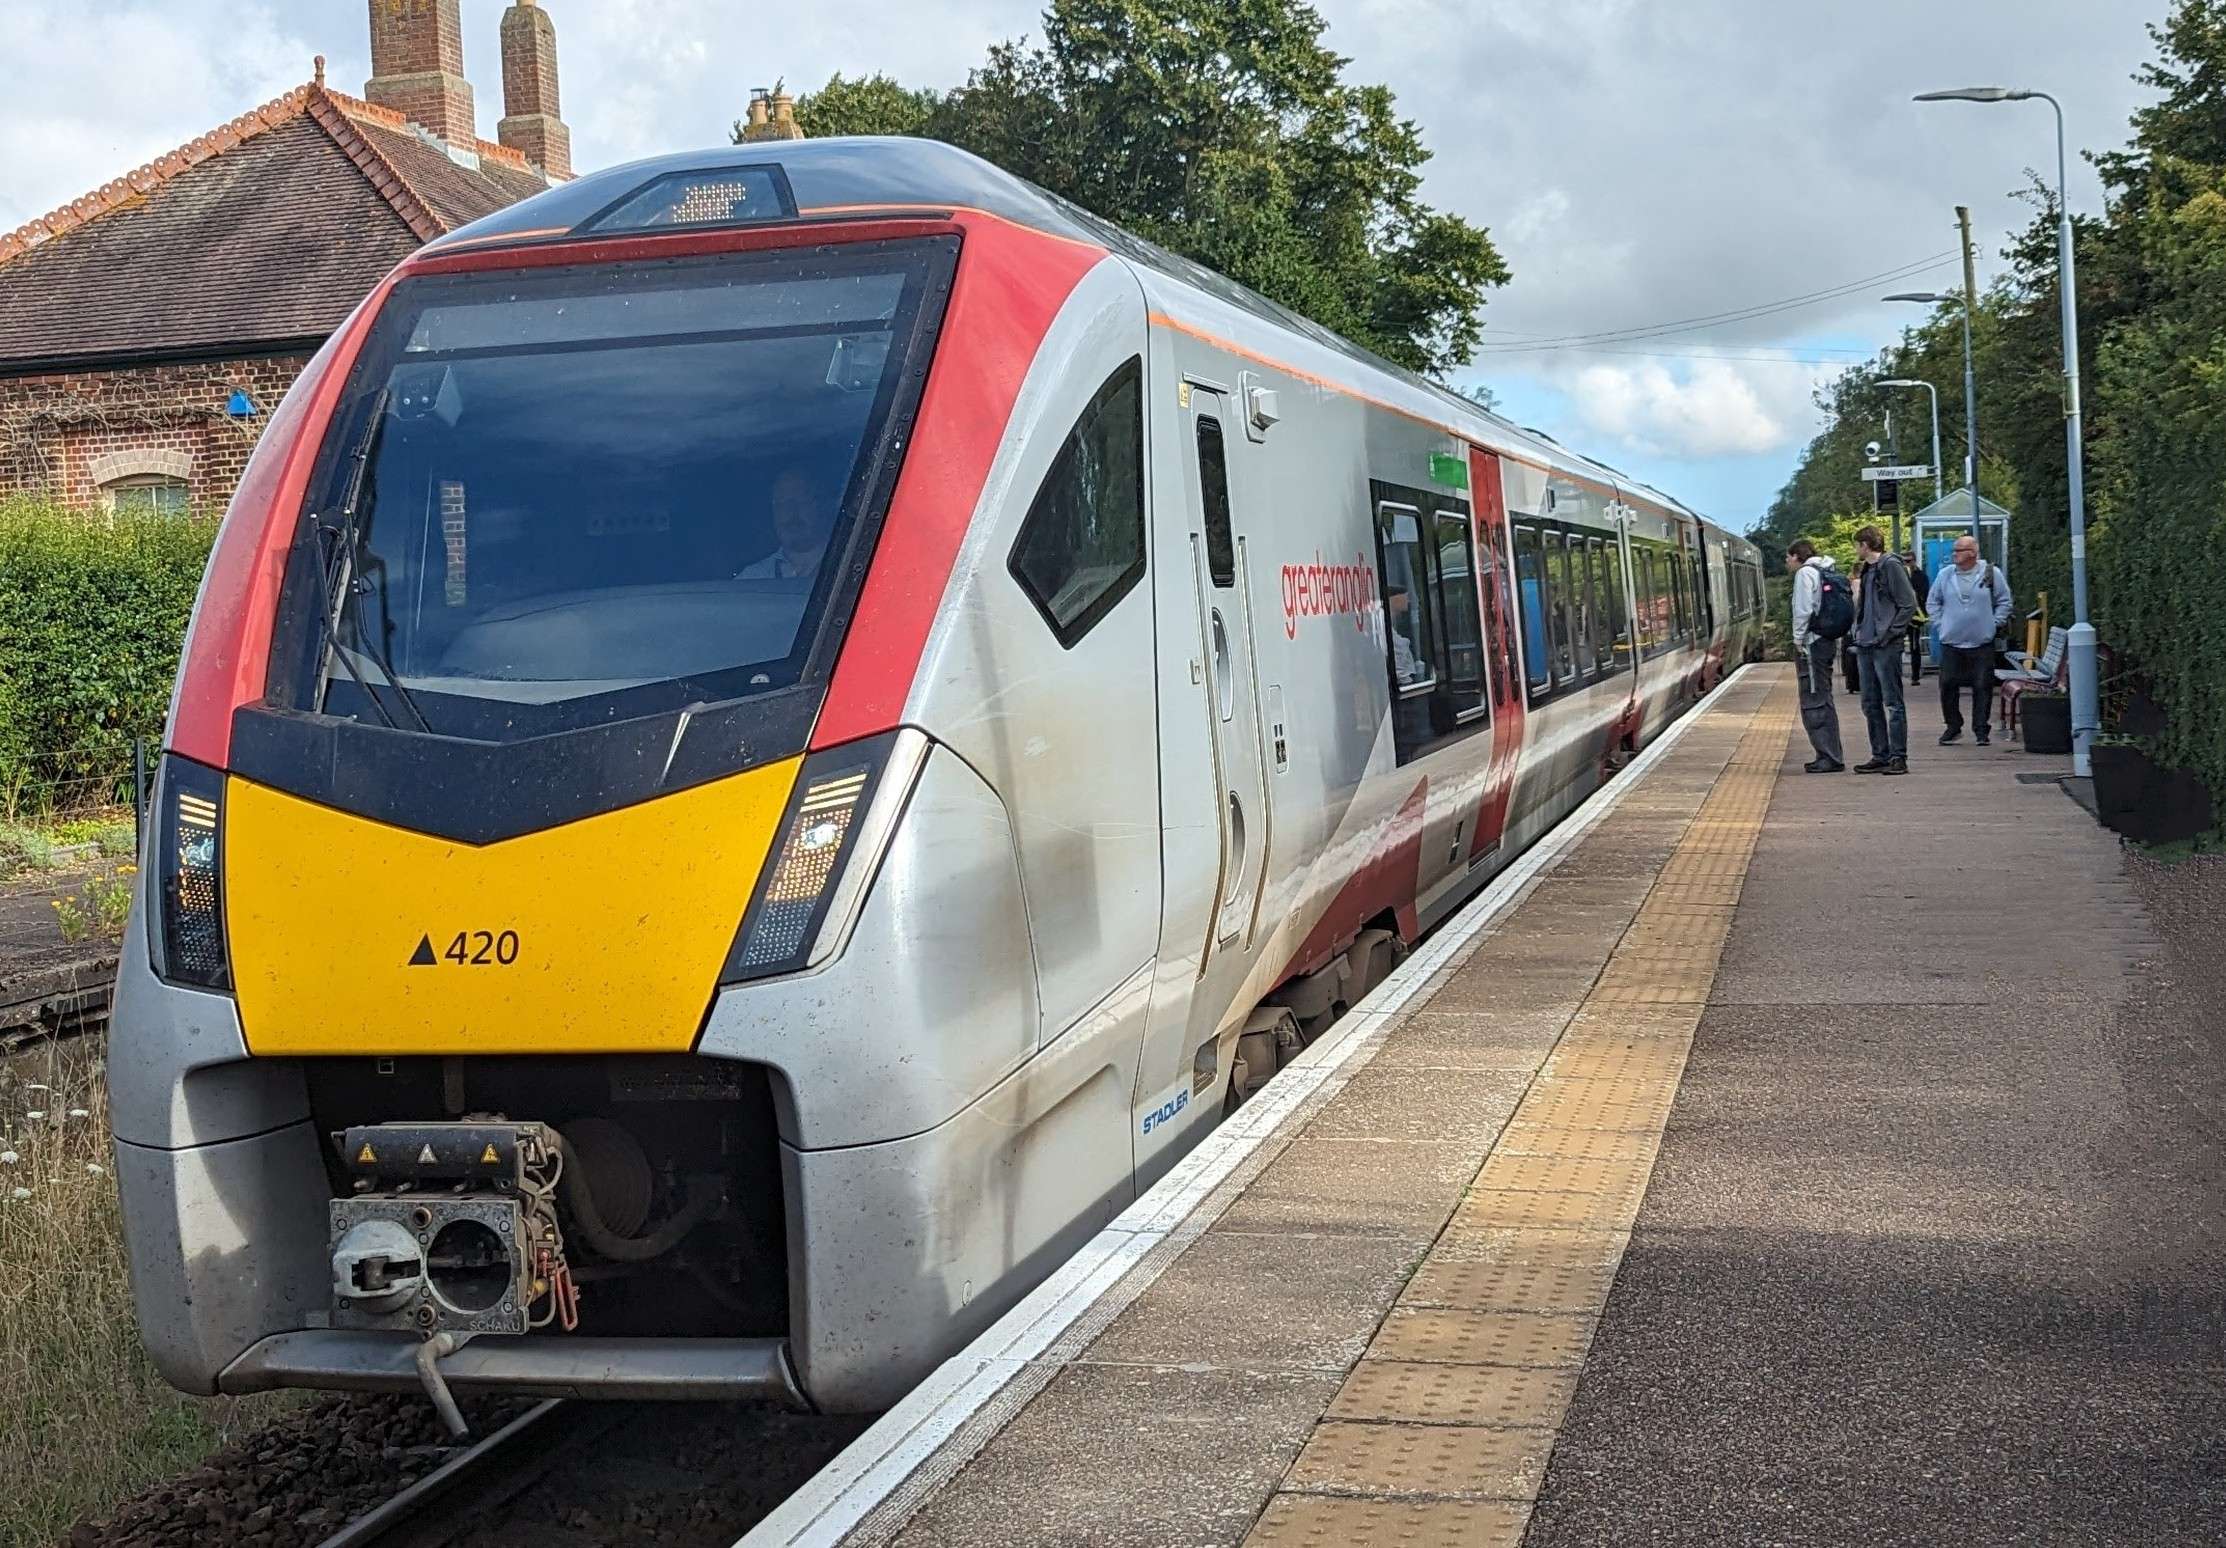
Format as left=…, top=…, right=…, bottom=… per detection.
left=1284, top=1421, right=1549, bottom=1500
left=1369, top=1307, right=1594, bottom=1367
left=1326, top=1360, right=1579, bottom=1427
left=1450, top=1185, right=1642, bottom=1233
left=1490, top=1123, right=1661, bottom=1163
left=1243, top=1494, right=1532, bottom=1547
left=1400, top=1251, right=1618, bottom=1314
left=1471, top=1153, right=1657, bottom=1197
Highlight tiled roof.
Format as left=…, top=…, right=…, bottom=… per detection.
left=0, top=81, right=553, bottom=370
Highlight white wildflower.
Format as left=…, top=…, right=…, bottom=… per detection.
left=24, top=1110, right=44, bottom=1121
left=0, top=1151, right=16, bottom=1165
left=68, top=1108, right=89, bottom=1119
left=85, top=1163, right=105, bottom=1177
left=9, top=1187, right=29, bottom=1200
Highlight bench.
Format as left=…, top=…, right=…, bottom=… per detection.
left=1996, top=626, right=2068, bottom=737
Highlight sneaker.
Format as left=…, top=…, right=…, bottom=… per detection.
left=1939, top=728, right=1962, bottom=745
left=1974, top=732, right=1991, bottom=746
left=1852, top=758, right=1888, bottom=774
left=1881, top=757, right=1910, bottom=776
left=1804, top=758, right=1845, bottom=774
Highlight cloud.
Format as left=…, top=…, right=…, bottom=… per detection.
left=1565, top=357, right=1837, bottom=460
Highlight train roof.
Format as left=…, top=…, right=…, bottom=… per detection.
left=437, top=138, right=1746, bottom=547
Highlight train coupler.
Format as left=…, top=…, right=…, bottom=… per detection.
left=328, top=1121, right=577, bottom=1340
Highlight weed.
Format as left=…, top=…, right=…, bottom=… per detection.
left=0, top=824, right=57, bottom=879
left=0, top=1053, right=283, bottom=1543
left=50, top=864, right=134, bottom=943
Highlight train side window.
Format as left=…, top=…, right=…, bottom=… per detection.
left=1515, top=525, right=1550, bottom=693
left=1603, top=540, right=1630, bottom=667
left=1376, top=502, right=1437, bottom=699
left=1585, top=538, right=1608, bottom=675
left=1551, top=533, right=1576, bottom=684
left=1434, top=510, right=1487, bottom=723
left=1638, top=547, right=1662, bottom=659
left=1008, top=357, right=1147, bottom=648
left=1197, top=417, right=1236, bottom=588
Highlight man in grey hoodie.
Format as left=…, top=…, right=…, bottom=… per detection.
left=1926, top=535, right=2013, bottom=745
left=1786, top=539, right=1844, bottom=772
left=1852, top=524, right=1917, bottom=775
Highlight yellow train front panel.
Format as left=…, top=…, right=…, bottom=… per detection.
left=223, top=759, right=800, bottom=1056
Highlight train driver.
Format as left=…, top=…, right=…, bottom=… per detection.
left=737, top=468, right=834, bottom=581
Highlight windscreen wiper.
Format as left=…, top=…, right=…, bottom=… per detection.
left=311, top=387, right=432, bottom=734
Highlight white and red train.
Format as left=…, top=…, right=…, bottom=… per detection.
left=113, top=139, right=1764, bottom=1417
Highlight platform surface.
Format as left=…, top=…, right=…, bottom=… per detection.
left=748, top=663, right=2226, bottom=1547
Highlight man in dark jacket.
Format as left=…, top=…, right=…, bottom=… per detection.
left=1852, top=525, right=1916, bottom=775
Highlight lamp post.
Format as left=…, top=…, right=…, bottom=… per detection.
left=1884, top=292, right=1979, bottom=527
left=1878, top=379, right=1942, bottom=506
left=1917, top=86, right=2095, bottom=774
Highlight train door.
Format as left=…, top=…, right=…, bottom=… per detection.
left=1467, top=447, right=1527, bottom=865
left=1184, top=387, right=1273, bottom=955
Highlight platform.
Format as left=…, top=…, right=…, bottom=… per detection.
left=748, top=663, right=2226, bottom=1547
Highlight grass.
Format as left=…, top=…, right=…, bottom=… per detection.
left=0, top=1049, right=283, bottom=1546
left=0, top=809, right=134, bottom=884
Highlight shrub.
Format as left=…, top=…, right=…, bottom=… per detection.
left=0, top=498, right=216, bottom=816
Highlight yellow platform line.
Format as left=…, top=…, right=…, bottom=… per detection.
left=1243, top=683, right=1796, bottom=1548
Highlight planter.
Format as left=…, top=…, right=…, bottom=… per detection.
left=2090, top=743, right=2148, bottom=826
left=2092, top=744, right=2216, bottom=844
left=2022, top=694, right=2072, bottom=755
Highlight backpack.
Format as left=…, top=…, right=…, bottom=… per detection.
left=1811, top=567, right=1854, bottom=640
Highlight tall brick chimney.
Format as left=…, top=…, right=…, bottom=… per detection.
left=364, top=0, right=476, bottom=147
left=498, top=0, right=572, bottom=179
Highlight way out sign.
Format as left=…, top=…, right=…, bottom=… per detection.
left=1861, top=465, right=1931, bottom=482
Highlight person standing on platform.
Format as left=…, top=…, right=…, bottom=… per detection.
left=1787, top=539, right=1847, bottom=773
left=1852, top=525, right=1916, bottom=776
left=1927, top=535, right=2012, bottom=746
left=1902, top=549, right=1931, bottom=685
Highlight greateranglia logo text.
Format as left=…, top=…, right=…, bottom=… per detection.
left=1280, top=550, right=1381, bottom=640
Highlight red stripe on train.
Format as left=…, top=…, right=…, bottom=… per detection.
left=811, top=214, right=1105, bottom=748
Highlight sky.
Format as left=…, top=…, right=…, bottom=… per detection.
left=0, top=0, right=2168, bottom=526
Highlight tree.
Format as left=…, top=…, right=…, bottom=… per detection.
left=785, top=73, right=941, bottom=139
left=779, top=0, right=1509, bottom=376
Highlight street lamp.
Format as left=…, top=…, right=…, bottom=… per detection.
left=1884, top=291, right=1980, bottom=528
left=1877, top=379, right=1942, bottom=506
left=1917, top=86, right=2096, bottom=774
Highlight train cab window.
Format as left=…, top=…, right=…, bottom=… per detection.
left=1197, top=418, right=1236, bottom=588
left=1515, top=525, right=1550, bottom=694
left=1008, top=357, right=1147, bottom=647
left=1551, top=535, right=1577, bottom=683
left=1434, top=511, right=1487, bottom=723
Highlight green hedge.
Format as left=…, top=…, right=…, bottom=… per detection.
left=0, top=499, right=217, bottom=815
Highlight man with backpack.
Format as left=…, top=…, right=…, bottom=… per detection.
left=1852, top=525, right=1917, bottom=775
left=1787, top=539, right=1848, bottom=772
left=1926, top=535, right=2013, bottom=745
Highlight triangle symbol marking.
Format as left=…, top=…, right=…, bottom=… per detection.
left=408, top=934, right=437, bottom=967
left=418, top=1144, right=438, bottom=1165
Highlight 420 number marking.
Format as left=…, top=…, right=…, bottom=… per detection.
left=408, top=930, right=520, bottom=967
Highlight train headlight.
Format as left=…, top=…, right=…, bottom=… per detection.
left=722, top=732, right=913, bottom=983
left=149, top=755, right=231, bottom=992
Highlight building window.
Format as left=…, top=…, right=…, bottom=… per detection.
left=103, top=475, right=190, bottom=519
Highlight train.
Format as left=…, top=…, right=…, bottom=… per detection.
left=112, top=138, right=1765, bottom=1420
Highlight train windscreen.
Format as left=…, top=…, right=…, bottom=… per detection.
left=274, top=239, right=951, bottom=740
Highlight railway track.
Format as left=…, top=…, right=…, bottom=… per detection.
left=0, top=955, right=115, bottom=1053
left=309, top=1399, right=869, bottom=1548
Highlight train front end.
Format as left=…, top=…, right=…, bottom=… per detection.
left=110, top=147, right=1105, bottom=1415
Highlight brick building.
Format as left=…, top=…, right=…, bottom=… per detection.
left=0, top=1, right=574, bottom=518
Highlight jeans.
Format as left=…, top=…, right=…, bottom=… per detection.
left=1798, top=638, right=1844, bottom=765
left=1939, top=643, right=1995, bottom=737
left=1857, top=641, right=1907, bottom=761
